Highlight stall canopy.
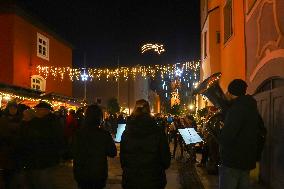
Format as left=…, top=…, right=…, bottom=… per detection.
left=0, top=82, right=84, bottom=109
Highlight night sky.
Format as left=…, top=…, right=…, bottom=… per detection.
left=16, top=0, right=200, bottom=68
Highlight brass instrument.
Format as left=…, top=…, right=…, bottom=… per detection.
left=194, top=72, right=229, bottom=141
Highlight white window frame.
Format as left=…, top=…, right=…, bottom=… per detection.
left=31, top=75, right=46, bottom=91
left=37, top=33, right=49, bottom=60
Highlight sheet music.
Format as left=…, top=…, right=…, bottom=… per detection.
left=114, top=124, right=126, bottom=142
left=178, top=128, right=203, bottom=144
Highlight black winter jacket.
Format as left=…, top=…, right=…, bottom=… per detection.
left=20, top=113, right=64, bottom=169
left=73, top=126, right=117, bottom=182
left=120, top=114, right=171, bottom=189
left=220, top=95, right=263, bottom=170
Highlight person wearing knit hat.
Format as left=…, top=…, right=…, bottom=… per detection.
left=219, top=79, right=266, bottom=189
left=34, top=101, right=53, bottom=118
left=228, top=79, right=248, bottom=97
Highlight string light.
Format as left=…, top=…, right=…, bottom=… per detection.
left=0, top=92, right=41, bottom=102
left=0, top=92, right=86, bottom=108
left=36, top=61, right=200, bottom=82
left=141, top=43, right=165, bottom=54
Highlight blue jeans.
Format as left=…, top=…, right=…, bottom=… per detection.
left=219, top=165, right=250, bottom=189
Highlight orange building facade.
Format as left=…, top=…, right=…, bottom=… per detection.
left=200, top=0, right=284, bottom=188
left=0, top=5, right=72, bottom=97
left=200, top=0, right=246, bottom=95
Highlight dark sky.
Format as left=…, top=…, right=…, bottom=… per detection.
left=16, top=0, right=200, bottom=68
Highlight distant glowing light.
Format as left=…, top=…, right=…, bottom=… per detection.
left=3, top=96, right=11, bottom=101
left=162, top=81, right=166, bottom=90
left=193, top=82, right=199, bottom=88
left=175, top=69, right=183, bottom=77
left=141, top=43, right=165, bottom=54
left=81, top=69, right=88, bottom=81
left=189, top=104, right=194, bottom=110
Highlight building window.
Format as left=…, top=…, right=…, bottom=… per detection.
left=224, top=0, right=233, bottom=43
left=216, top=31, right=221, bottom=43
left=255, top=77, right=284, bottom=94
left=37, top=33, right=49, bottom=60
left=31, top=75, right=46, bottom=91
left=203, top=31, right=207, bottom=59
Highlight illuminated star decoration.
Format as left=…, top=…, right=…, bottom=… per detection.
left=141, top=43, right=165, bottom=55
left=175, top=69, right=183, bottom=77
left=81, top=69, right=88, bottom=81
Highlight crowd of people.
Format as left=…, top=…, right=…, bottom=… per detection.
left=0, top=79, right=267, bottom=189
left=0, top=98, right=198, bottom=189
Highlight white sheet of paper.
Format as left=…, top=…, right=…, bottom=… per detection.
left=114, top=124, right=126, bottom=142
left=178, top=128, right=203, bottom=144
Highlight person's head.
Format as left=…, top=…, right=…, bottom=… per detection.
left=6, top=101, right=18, bottom=116
left=22, top=109, right=35, bottom=121
left=17, top=104, right=30, bottom=117
left=186, top=114, right=195, bottom=124
left=132, top=99, right=150, bottom=117
left=34, top=102, right=53, bottom=118
left=227, top=79, right=248, bottom=100
left=68, top=109, right=76, bottom=116
left=85, top=104, right=103, bottom=126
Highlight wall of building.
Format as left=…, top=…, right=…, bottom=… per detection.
left=0, top=14, right=14, bottom=84
left=245, top=0, right=284, bottom=93
left=219, top=0, right=246, bottom=91
left=12, top=14, right=72, bottom=96
left=0, top=12, right=72, bottom=96
left=73, top=76, right=150, bottom=115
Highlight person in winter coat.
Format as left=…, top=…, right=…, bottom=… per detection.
left=219, top=79, right=266, bottom=189
left=120, top=99, right=171, bottom=189
left=73, top=104, right=117, bottom=189
left=63, top=109, right=78, bottom=160
left=20, top=102, right=64, bottom=189
left=0, top=101, right=21, bottom=189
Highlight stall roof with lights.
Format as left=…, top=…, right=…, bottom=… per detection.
left=42, top=92, right=85, bottom=106
left=0, top=82, right=43, bottom=99
left=0, top=83, right=84, bottom=108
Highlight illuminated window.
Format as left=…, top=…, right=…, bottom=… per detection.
left=224, top=0, right=233, bottom=43
left=37, top=33, right=49, bottom=60
left=31, top=75, right=46, bottom=91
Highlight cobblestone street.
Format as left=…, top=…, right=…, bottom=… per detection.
left=53, top=143, right=181, bottom=189
left=53, top=157, right=181, bottom=189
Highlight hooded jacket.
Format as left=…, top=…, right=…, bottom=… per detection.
left=220, top=95, right=263, bottom=170
left=73, top=124, right=117, bottom=183
left=120, top=114, right=171, bottom=189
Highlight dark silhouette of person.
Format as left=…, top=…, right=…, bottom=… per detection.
left=0, top=101, right=21, bottom=189
left=120, top=99, right=171, bottom=189
left=73, top=104, right=117, bottom=189
left=219, top=79, right=266, bottom=189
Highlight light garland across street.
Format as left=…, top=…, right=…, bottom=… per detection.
left=36, top=61, right=200, bottom=82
